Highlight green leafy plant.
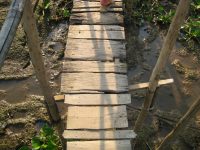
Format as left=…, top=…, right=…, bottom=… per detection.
left=19, top=125, right=60, bottom=150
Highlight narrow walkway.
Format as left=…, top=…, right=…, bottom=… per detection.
left=61, top=0, right=136, bottom=149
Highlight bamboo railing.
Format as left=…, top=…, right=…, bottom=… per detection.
left=0, top=0, right=60, bottom=122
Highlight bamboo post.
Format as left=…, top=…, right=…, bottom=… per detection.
left=157, top=96, right=200, bottom=149
left=134, top=0, right=190, bottom=132
left=0, top=0, right=26, bottom=69
left=21, top=0, right=60, bottom=122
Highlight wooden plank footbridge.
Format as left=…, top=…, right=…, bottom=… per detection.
left=1, top=0, right=193, bottom=149
left=60, top=0, right=137, bottom=149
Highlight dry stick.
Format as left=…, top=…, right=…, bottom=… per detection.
left=21, top=0, right=60, bottom=122
left=134, top=0, right=191, bottom=132
left=157, top=96, right=200, bottom=150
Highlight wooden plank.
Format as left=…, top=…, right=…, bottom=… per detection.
left=69, top=25, right=124, bottom=31
left=65, top=39, right=126, bottom=61
left=64, top=94, right=131, bottom=105
left=129, top=79, right=174, bottom=91
left=70, top=12, right=123, bottom=25
left=63, top=61, right=127, bottom=73
left=73, top=1, right=123, bottom=8
left=54, top=95, right=64, bottom=101
left=72, top=7, right=123, bottom=13
left=61, top=73, right=128, bottom=93
left=63, top=130, right=137, bottom=140
left=67, top=140, right=132, bottom=150
left=66, top=106, right=128, bottom=129
left=68, top=30, right=125, bottom=40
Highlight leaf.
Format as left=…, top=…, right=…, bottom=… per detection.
left=32, top=137, right=41, bottom=150
left=19, top=146, right=31, bottom=150
left=46, top=140, right=58, bottom=150
left=41, top=124, right=54, bottom=136
left=63, top=9, right=70, bottom=17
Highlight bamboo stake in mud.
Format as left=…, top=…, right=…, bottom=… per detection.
left=157, top=96, right=200, bottom=149
left=21, top=0, right=60, bottom=122
left=134, top=0, right=191, bottom=132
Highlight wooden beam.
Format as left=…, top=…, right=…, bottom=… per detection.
left=129, top=79, right=174, bottom=91
left=21, top=0, right=60, bottom=122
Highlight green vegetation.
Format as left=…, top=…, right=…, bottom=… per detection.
left=19, top=125, right=61, bottom=150
left=131, top=0, right=200, bottom=60
left=36, top=0, right=71, bottom=22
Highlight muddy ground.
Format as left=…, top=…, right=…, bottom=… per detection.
left=0, top=0, right=200, bottom=150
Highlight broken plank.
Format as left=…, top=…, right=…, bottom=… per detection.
left=65, top=39, right=126, bottom=61
left=129, top=79, right=174, bottom=91
left=61, top=73, right=128, bottom=93
left=70, top=12, right=123, bottom=25
left=68, top=30, right=125, bottom=40
left=63, top=130, right=137, bottom=140
left=73, top=1, right=122, bottom=8
left=72, top=7, right=123, bottom=13
left=66, top=106, right=128, bottom=129
left=62, top=61, right=127, bottom=73
left=69, top=25, right=124, bottom=31
left=67, top=140, right=132, bottom=150
left=64, top=94, right=131, bottom=105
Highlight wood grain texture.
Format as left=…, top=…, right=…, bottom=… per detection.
left=66, top=106, right=128, bottom=129
left=61, top=73, right=128, bottom=93
left=70, top=12, right=123, bottom=25
left=129, top=79, right=174, bottom=90
left=64, top=94, right=131, bottom=105
left=63, top=130, right=137, bottom=140
left=65, top=39, right=126, bottom=61
left=69, top=25, right=124, bottom=31
left=63, top=61, right=127, bottom=73
left=72, top=8, right=123, bottom=13
left=67, top=140, right=132, bottom=150
left=73, top=1, right=122, bottom=8
left=68, top=30, right=125, bottom=40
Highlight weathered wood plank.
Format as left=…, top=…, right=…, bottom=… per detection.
left=68, top=30, right=125, bottom=40
left=73, top=1, right=122, bottom=8
left=69, top=25, right=124, bottom=31
left=72, top=7, right=123, bottom=13
left=61, top=73, right=128, bottom=93
left=63, top=130, right=137, bottom=140
left=67, top=140, right=132, bottom=150
left=64, top=94, right=131, bottom=105
left=67, top=106, right=128, bottom=129
left=65, top=39, right=126, bottom=61
left=63, top=61, right=127, bottom=73
left=129, top=79, right=174, bottom=91
left=70, top=12, right=123, bottom=25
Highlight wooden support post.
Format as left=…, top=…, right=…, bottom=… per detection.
left=157, top=96, right=200, bottom=149
left=134, top=0, right=190, bottom=132
left=21, top=0, right=60, bottom=122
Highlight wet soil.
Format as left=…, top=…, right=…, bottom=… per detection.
left=125, top=22, right=200, bottom=149
left=0, top=1, right=200, bottom=149
left=0, top=0, right=68, bottom=149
